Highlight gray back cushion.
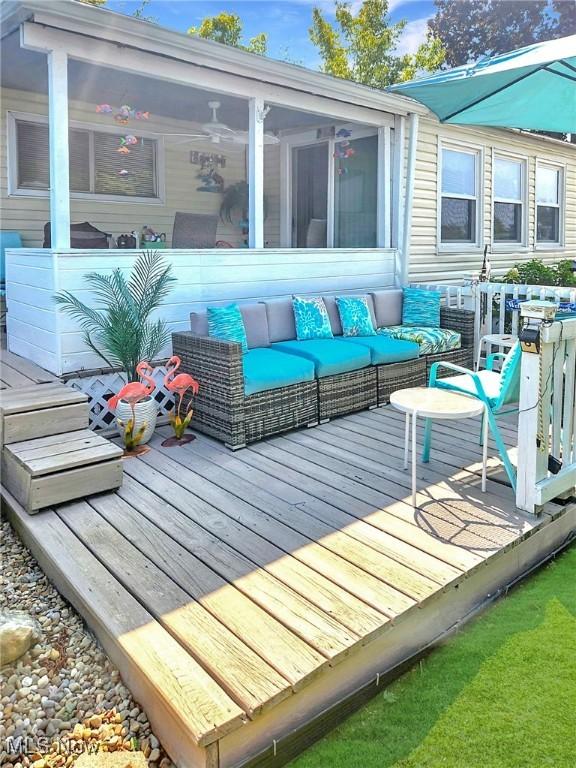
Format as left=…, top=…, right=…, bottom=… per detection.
left=370, top=289, right=403, bottom=328
left=262, top=298, right=297, bottom=343
left=190, top=303, right=270, bottom=348
left=322, top=296, right=343, bottom=336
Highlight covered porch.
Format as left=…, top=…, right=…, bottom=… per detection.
left=1, top=2, right=423, bottom=376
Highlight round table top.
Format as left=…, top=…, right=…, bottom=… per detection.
left=390, top=386, right=485, bottom=419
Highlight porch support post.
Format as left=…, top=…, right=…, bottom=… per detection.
left=377, top=126, right=391, bottom=249
left=47, top=49, right=71, bottom=249
left=400, top=112, right=419, bottom=286
left=248, top=97, right=265, bottom=249
left=392, top=115, right=405, bottom=285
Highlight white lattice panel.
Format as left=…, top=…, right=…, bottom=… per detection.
left=67, top=366, right=175, bottom=431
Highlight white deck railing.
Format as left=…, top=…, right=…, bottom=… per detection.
left=414, top=280, right=576, bottom=363
left=516, top=317, right=576, bottom=514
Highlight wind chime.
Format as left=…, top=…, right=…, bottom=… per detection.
left=333, top=128, right=355, bottom=176
left=95, top=103, right=151, bottom=179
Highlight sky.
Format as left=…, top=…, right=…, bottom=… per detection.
left=106, top=0, right=436, bottom=68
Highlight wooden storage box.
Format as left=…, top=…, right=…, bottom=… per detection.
left=2, top=430, right=123, bottom=514
left=0, top=383, right=89, bottom=448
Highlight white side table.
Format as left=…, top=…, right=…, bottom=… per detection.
left=390, top=387, right=488, bottom=507
left=476, top=333, right=516, bottom=371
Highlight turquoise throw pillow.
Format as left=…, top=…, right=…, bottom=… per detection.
left=336, top=296, right=376, bottom=337
left=207, top=303, right=248, bottom=352
left=293, top=296, right=334, bottom=341
left=402, top=288, right=441, bottom=328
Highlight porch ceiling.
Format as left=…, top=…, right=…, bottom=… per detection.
left=1, top=31, right=337, bottom=131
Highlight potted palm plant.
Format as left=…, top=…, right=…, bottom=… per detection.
left=54, top=250, right=176, bottom=445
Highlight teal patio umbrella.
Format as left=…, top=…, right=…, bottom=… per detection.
left=388, top=35, right=576, bottom=132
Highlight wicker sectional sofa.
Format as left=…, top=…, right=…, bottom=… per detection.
left=172, top=289, right=474, bottom=449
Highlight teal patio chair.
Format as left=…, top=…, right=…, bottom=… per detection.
left=423, top=341, right=522, bottom=490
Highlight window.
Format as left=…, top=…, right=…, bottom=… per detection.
left=11, top=115, right=159, bottom=200
left=536, top=164, right=563, bottom=245
left=440, top=146, right=480, bottom=245
left=493, top=155, right=525, bottom=244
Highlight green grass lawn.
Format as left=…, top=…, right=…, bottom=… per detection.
left=292, top=545, right=576, bottom=768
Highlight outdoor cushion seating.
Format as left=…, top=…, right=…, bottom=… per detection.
left=272, top=339, right=371, bottom=378
left=370, top=290, right=475, bottom=377
left=173, top=287, right=475, bottom=448
left=243, top=348, right=316, bottom=396
left=426, top=341, right=521, bottom=490
left=378, top=326, right=461, bottom=355
left=341, top=335, right=420, bottom=365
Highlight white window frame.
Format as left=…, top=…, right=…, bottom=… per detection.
left=535, top=160, right=565, bottom=250
left=7, top=111, right=165, bottom=205
left=279, top=121, right=392, bottom=249
left=491, top=150, right=528, bottom=250
left=437, top=139, right=484, bottom=252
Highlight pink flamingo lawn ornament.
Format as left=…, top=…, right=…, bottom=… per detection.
left=109, top=361, right=156, bottom=456
left=162, top=355, right=200, bottom=447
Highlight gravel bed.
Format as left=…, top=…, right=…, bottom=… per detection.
left=1, top=520, right=174, bottom=768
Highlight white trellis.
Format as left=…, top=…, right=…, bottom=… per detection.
left=66, top=365, right=175, bottom=431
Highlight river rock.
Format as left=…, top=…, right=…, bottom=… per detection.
left=0, top=612, right=40, bottom=665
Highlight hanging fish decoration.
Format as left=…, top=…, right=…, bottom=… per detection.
left=117, top=169, right=130, bottom=177
left=336, top=128, right=352, bottom=138
left=116, top=146, right=131, bottom=154
left=96, top=104, right=113, bottom=114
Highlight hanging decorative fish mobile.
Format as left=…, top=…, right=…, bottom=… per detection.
left=95, top=104, right=151, bottom=123
left=336, top=128, right=352, bottom=138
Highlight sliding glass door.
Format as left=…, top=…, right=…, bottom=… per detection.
left=287, top=129, right=380, bottom=248
left=292, top=143, right=329, bottom=247
left=333, top=134, right=378, bottom=248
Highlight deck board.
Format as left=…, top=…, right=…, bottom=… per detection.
left=4, top=403, right=573, bottom=768
left=0, top=349, right=58, bottom=388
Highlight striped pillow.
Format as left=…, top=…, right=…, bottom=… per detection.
left=402, top=288, right=441, bottom=328
left=207, top=303, right=248, bottom=352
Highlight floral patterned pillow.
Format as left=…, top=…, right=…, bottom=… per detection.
left=292, top=296, right=334, bottom=341
left=336, top=296, right=376, bottom=337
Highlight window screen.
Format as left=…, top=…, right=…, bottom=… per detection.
left=94, top=132, right=157, bottom=198
left=14, top=117, right=158, bottom=200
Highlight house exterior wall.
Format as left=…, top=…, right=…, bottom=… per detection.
left=410, top=116, right=576, bottom=283
left=0, top=87, right=283, bottom=248
left=5, top=247, right=397, bottom=374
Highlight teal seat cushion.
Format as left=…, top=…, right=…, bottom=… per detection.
left=402, top=287, right=441, bottom=327
left=341, top=335, right=420, bottom=365
left=378, top=325, right=461, bottom=356
left=272, top=339, right=370, bottom=378
left=207, top=303, right=248, bottom=352
left=243, top=348, right=315, bottom=396
left=441, top=370, right=502, bottom=407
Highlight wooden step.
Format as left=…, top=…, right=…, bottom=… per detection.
left=2, top=429, right=123, bottom=513
left=0, top=383, right=89, bottom=446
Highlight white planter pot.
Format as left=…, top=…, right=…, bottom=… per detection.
left=115, top=396, right=158, bottom=445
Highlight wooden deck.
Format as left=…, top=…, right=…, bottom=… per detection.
left=0, top=347, right=59, bottom=389
left=3, top=404, right=575, bottom=768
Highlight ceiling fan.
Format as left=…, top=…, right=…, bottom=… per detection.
left=164, top=101, right=279, bottom=146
